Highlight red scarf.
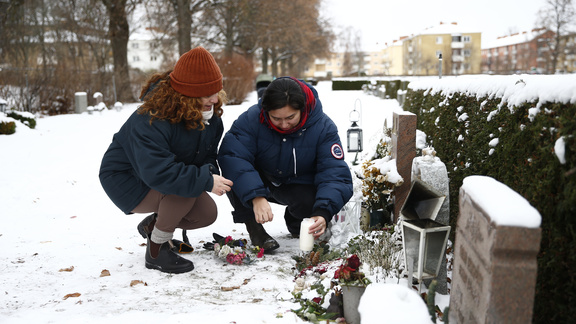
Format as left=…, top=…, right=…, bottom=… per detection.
left=259, top=77, right=316, bottom=134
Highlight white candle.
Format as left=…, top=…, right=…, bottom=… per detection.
left=299, top=218, right=315, bottom=251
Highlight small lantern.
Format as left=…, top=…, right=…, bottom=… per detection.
left=402, top=218, right=451, bottom=283
left=400, top=179, right=450, bottom=289
left=347, top=99, right=363, bottom=153
left=0, top=98, right=7, bottom=113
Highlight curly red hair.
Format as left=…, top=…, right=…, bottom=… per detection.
left=138, top=71, right=227, bottom=130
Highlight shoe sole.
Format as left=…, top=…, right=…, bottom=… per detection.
left=145, top=262, right=194, bottom=274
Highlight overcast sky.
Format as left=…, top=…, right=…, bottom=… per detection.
left=321, top=0, right=548, bottom=51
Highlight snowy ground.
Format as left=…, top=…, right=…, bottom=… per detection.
left=0, top=81, right=438, bottom=323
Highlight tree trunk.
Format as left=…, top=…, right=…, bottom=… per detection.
left=174, top=0, right=192, bottom=55
left=102, top=0, right=134, bottom=102
left=261, top=49, right=269, bottom=74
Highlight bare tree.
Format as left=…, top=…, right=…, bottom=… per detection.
left=536, top=0, right=576, bottom=73
left=101, top=0, right=136, bottom=102
left=256, top=0, right=333, bottom=77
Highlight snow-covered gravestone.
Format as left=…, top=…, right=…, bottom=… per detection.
left=411, top=147, right=450, bottom=294
left=74, top=92, right=87, bottom=114
left=358, top=283, right=432, bottom=324
left=450, top=176, right=541, bottom=324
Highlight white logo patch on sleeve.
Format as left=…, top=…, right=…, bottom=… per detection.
left=331, top=143, right=344, bottom=159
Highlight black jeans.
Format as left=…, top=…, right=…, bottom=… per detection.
left=227, top=181, right=316, bottom=236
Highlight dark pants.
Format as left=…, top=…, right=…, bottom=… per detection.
left=227, top=182, right=316, bottom=236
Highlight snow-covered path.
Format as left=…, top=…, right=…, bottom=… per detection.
left=0, top=81, right=403, bottom=323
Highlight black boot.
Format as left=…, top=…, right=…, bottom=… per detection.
left=137, top=213, right=157, bottom=239
left=245, top=218, right=279, bottom=252
left=145, top=238, right=195, bottom=274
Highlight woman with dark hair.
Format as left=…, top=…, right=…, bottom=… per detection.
left=218, top=77, right=353, bottom=252
left=99, top=47, right=233, bottom=273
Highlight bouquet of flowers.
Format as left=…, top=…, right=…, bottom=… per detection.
left=203, top=233, right=264, bottom=265
left=360, top=137, right=403, bottom=212
left=333, top=254, right=371, bottom=287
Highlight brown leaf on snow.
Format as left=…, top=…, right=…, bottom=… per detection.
left=115, top=247, right=122, bottom=250
left=130, top=280, right=147, bottom=287
left=221, top=286, right=240, bottom=291
left=243, top=279, right=250, bottom=285
left=100, top=269, right=111, bottom=277
left=63, top=293, right=81, bottom=300
left=59, top=266, right=74, bottom=272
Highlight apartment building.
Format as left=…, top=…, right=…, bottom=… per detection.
left=481, top=28, right=574, bottom=74
left=402, top=22, right=482, bottom=76
left=303, top=22, right=481, bottom=78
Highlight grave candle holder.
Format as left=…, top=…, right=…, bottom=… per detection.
left=400, top=179, right=450, bottom=286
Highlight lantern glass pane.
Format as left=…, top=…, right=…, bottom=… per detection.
left=423, top=230, right=448, bottom=276
left=403, top=225, right=421, bottom=274
left=349, top=132, right=359, bottom=151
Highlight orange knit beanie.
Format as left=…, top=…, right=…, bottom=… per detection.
left=169, top=46, right=223, bottom=98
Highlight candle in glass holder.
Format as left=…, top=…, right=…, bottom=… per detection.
left=299, top=218, right=315, bottom=251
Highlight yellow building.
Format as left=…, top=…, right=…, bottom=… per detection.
left=402, top=22, right=482, bottom=76
left=302, top=22, right=481, bottom=78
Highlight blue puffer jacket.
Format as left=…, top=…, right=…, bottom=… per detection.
left=218, top=83, right=353, bottom=221
left=99, top=110, right=222, bottom=214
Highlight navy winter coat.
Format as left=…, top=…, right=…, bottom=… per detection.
left=99, top=110, right=222, bottom=214
left=218, top=84, right=353, bottom=221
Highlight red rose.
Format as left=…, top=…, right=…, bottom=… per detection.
left=347, top=254, right=361, bottom=270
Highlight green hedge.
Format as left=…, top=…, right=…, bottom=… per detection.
left=7, top=111, right=36, bottom=129
left=332, top=80, right=370, bottom=91
left=0, top=121, right=16, bottom=134
left=332, top=79, right=410, bottom=100
left=403, top=88, right=576, bottom=323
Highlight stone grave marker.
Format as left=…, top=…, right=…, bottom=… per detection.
left=450, top=175, right=541, bottom=324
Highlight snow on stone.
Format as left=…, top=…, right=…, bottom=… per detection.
left=462, top=175, right=541, bottom=228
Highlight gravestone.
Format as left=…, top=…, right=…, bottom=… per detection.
left=450, top=176, right=541, bottom=324
left=391, top=111, right=417, bottom=223
left=74, top=92, right=87, bottom=114
left=411, top=151, right=450, bottom=294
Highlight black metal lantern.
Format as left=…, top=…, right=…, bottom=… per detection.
left=347, top=99, right=363, bottom=153
left=400, top=179, right=450, bottom=291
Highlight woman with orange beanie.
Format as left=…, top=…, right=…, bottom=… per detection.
left=99, top=46, right=233, bottom=273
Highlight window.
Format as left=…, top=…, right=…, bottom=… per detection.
left=436, top=50, right=442, bottom=58
left=463, top=36, right=471, bottom=43
left=452, top=35, right=462, bottom=42
left=436, top=37, right=443, bottom=44
left=464, top=49, right=471, bottom=57
left=150, top=56, right=157, bottom=61
left=133, top=56, right=140, bottom=62
left=132, top=43, right=139, bottom=49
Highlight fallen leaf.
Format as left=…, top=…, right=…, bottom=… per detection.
left=243, top=279, right=250, bottom=285
left=115, top=247, right=122, bottom=250
left=221, top=286, right=240, bottom=291
left=130, top=280, right=147, bottom=287
left=100, top=269, right=110, bottom=277
left=59, top=266, right=74, bottom=272
left=63, top=292, right=81, bottom=300
left=70, top=216, right=77, bottom=219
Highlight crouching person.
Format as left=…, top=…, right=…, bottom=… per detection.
left=99, top=47, right=233, bottom=273
left=218, top=77, right=353, bottom=252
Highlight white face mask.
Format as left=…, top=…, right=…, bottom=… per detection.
left=202, top=107, right=214, bottom=123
